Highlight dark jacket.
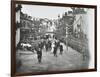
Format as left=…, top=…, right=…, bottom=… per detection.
left=60, top=45, right=63, bottom=51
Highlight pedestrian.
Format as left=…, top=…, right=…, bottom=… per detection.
left=48, top=40, right=52, bottom=51
left=45, top=40, right=49, bottom=52
left=37, top=47, right=42, bottom=63
left=41, top=39, right=44, bottom=50
left=53, top=42, right=58, bottom=57
left=60, top=44, right=63, bottom=55
left=56, top=40, right=60, bottom=49
left=38, top=41, right=43, bottom=50
left=51, top=41, right=55, bottom=53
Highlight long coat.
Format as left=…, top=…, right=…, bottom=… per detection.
left=53, top=45, right=57, bottom=55
left=60, top=45, right=63, bottom=52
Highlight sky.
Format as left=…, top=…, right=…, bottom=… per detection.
left=21, top=4, right=72, bottom=19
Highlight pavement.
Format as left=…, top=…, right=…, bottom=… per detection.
left=16, top=43, right=89, bottom=73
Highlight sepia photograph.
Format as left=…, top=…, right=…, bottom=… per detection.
left=11, top=1, right=97, bottom=76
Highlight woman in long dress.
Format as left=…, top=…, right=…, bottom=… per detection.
left=51, top=40, right=55, bottom=53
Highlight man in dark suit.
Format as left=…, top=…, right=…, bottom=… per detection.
left=37, top=47, right=42, bottom=63
left=53, top=42, right=58, bottom=57
left=60, top=44, right=63, bottom=55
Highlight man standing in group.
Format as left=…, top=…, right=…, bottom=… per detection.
left=53, top=41, right=58, bottom=57
left=37, top=43, right=42, bottom=63
left=60, top=43, right=63, bottom=55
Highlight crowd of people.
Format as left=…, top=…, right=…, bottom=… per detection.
left=33, top=36, right=64, bottom=63
left=17, top=35, right=66, bottom=64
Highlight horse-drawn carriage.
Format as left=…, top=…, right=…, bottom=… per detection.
left=17, top=39, right=42, bottom=52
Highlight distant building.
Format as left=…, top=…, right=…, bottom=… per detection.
left=20, top=12, right=33, bottom=29
left=20, top=12, right=34, bottom=43
left=72, top=8, right=87, bottom=39
left=58, top=11, right=75, bottom=38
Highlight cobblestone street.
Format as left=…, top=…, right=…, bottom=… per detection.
left=16, top=43, right=88, bottom=73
